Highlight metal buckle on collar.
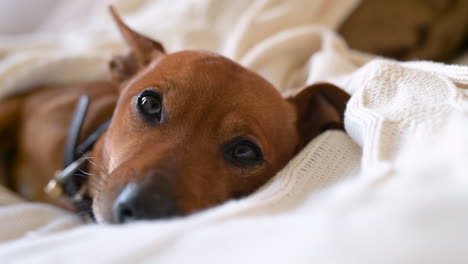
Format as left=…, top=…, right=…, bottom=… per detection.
left=44, top=155, right=88, bottom=199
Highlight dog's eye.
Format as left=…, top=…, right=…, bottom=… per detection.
left=137, top=91, right=163, bottom=122
left=224, top=138, right=264, bottom=167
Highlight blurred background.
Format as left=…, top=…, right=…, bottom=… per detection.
left=0, top=0, right=467, bottom=63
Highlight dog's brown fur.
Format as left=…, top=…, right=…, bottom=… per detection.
left=0, top=82, right=117, bottom=210
left=0, top=8, right=349, bottom=223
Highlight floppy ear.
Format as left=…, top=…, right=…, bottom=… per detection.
left=108, top=6, right=166, bottom=83
left=287, top=82, right=350, bottom=147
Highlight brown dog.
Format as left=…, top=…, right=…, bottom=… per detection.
left=0, top=8, right=349, bottom=224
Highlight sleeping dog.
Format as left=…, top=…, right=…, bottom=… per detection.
left=0, top=8, right=349, bottom=224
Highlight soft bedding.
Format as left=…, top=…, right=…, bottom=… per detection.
left=0, top=0, right=467, bottom=263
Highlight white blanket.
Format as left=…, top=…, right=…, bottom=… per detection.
left=1, top=0, right=468, bottom=263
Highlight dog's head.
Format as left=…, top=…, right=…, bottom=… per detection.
left=89, top=8, right=349, bottom=223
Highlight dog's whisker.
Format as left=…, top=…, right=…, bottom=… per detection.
left=73, top=172, right=106, bottom=188
left=80, top=154, right=108, bottom=173
left=74, top=179, right=105, bottom=192
left=87, top=160, right=111, bottom=180
left=69, top=172, right=106, bottom=193
left=69, top=172, right=105, bottom=183
left=78, top=151, right=111, bottom=179
left=77, top=167, right=100, bottom=178
left=70, top=175, right=104, bottom=189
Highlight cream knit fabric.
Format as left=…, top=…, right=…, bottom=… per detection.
left=1, top=0, right=468, bottom=263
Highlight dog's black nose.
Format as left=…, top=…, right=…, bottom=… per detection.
left=112, top=182, right=179, bottom=224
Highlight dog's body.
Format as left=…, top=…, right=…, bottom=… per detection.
left=0, top=8, right=350, bottom=223
left=0, top=82, right=117, bottom=210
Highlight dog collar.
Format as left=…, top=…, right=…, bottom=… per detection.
left=44, top=95, right=110, bottom=215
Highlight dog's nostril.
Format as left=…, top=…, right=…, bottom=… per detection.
left=113, top=185, right=139, bottom=224
left=117, top=203, right=136, bottom=224
left=121, top=207, right=133, bottom=219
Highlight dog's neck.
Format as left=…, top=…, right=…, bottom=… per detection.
left=45, top=94, right=112, bottom=218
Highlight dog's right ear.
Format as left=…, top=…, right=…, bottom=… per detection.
left=108, top=6, right=166, bottom=83
left=286, top=83, right=350, bottom=148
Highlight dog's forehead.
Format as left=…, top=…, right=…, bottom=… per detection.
left=127, top=50, right=285, bottom=109
left=142, top=51, right=268, bottom=90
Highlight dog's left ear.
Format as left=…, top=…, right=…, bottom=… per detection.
left=286, top=82, right=350, bottom=147
left=109, top=6, right=166, bottom=83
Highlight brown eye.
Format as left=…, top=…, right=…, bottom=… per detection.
left=137, top=91, right=163, bottom=123
left=223, top=138, right=264, bottom=167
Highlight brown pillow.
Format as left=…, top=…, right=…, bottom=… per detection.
left=339, top=0, right=468, bottom=62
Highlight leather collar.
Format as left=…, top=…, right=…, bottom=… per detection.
left=45, top=95, right=110, bottom=218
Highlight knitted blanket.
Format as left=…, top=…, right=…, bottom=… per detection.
left=1, top=0, right=467, bottom=263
